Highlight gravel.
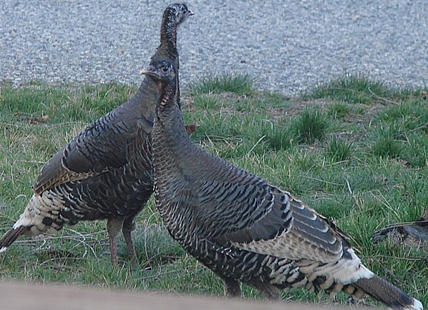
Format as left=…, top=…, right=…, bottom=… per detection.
left=1, top=0, right=427, bottom=96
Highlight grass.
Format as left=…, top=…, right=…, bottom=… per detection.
left=190, top=74, right=254, bottom=96
left=326, top=136, right=353, bottom=162
left=0, top=74, right=427, bottom=307
left=292, top=108, right=329, bottom=144
left=302, top=73, right=406, bottom=104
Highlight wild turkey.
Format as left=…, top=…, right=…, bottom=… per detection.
left=0, top=4, right=193, bottom=267
left=372, top=208, right=428, bottom=248
left=141, top=61, right=423, bottom=310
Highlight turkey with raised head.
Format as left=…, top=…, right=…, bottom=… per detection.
left=141, top=60, right=423, bottom=310
left=0, top=3, right=193, bottom=267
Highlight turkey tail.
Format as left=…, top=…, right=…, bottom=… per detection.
left=354, top=274, right=423, bottom=310
left=0, top=226, right=29, bottom=253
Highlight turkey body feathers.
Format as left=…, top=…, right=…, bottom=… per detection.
left=0, top=4, right=193, bottom=266
left=143, top=61, right=423, bottom=310
left=33, top=85, right=155, bottom=194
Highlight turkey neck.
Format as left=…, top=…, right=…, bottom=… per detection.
left=152, top=79, right=197, bottom=203
left=158, top=8, right=179, bottom=63
left=157, top=8, right=181, bottom=101
left=152, top=81, right=188, bottom=163
left=122, top=8, right=181, bottom=122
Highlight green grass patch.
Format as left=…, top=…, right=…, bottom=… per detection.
left=326, top=136, right=353, bottom=162
left=292, top=108, right=329, bottom=144
left=190, top=74, right=254, bottom=96
left=0, top=75, right=427, bottom=307
left=303, top=74, right=400, bottom=104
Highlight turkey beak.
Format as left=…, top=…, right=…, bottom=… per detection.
left=140, top=66, right=157, bottom=79
left=189, top=10, right=194, bottom=16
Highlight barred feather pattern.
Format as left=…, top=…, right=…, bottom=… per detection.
left=0, top=4, right=193, bottom=266
left=145, top=61, right=423, bottom=310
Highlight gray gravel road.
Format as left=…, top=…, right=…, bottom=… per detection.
left=1, top=0, right=427, bottom=96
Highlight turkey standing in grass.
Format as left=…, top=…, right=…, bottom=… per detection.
left=372, top=208, right=428, bottom=248
left=141, top=60, right=423, bottom=310
left=0, top=4, right=193, bottom=267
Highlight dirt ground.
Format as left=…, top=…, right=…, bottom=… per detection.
left=0, top=282, right=367, bottom=310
